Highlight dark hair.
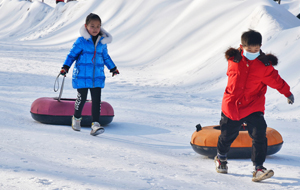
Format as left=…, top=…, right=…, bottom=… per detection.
left=241, top=29, right=262, bottom=46
left=85, top=13, right=101, bottom=25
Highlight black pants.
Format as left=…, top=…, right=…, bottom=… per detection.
left=217, top=112, right=267, bottom=166
left=74, top=88, right=101, bottom=123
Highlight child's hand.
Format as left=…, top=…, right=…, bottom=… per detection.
left=287, top=94, right=294, bottom=104
left=60, top=66, right=69, bottom=76
left=112, top=69, right=119, bottom=77
left=60, top=68, right=67, bottom=76
left=110, top=67, right=119, bottom=77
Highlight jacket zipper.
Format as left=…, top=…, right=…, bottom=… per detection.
left=236, top=60, right=250, bottom=120
left=92, top=35, right=102, bottom=88
left=92, top=47, right=96, bottom=88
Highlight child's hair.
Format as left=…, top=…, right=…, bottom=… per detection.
left=241, top=29, right=262, bottom=47
left=85, top=13, right=101, bottom=25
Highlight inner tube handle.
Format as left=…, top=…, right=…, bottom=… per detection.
left=196, top=124, right=202, bottom=132
left=54, top=73, right=65, bottom=102
left=57, top=75, right=65, bottom=102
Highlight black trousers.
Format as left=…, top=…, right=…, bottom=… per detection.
left=217, top=112, right=268, bottom=166
left=74, top=88, right=101, bottom=123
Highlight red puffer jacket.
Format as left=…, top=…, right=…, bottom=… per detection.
left=222, top=47, right=292, bottom=121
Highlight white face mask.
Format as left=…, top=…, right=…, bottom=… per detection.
left=243, top=50, right=260, bottom=60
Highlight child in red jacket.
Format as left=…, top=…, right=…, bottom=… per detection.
left=214, top=29, right=294, bottom=182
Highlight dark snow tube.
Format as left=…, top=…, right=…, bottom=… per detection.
left=30, top=97, right=114, bottom=126
left=190, top=125, right=283, bottom=158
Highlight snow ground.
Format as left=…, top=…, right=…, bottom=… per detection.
left=0, top=0, right=300, bottom=189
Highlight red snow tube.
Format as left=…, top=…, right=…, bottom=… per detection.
left=190, top=125, right=283, bottom=158
left=30, top=97, right=114, bottom=126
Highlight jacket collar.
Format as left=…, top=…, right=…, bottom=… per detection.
left=79, top=25, right=112, bottom=44
left=225, top=47, right=278, bottom=66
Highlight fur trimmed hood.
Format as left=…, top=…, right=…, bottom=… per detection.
left=225, top=47, right=278, bottom=66
left=79, top=25, right=112, bottom=44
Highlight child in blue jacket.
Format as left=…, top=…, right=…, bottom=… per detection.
left=60, top=13, right=119, bottom=136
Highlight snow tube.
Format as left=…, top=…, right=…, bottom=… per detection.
left=190, top=125, right=283, bottom=158
left=30, top=97, right=114, bottom=126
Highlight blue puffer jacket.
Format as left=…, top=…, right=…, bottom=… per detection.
left=63, top=25, right=116, bottom=89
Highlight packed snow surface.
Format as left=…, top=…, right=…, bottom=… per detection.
left=0, top=0, right=300, bottom=189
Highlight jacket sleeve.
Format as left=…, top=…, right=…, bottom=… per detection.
left=102, top=44, right=116, bottom=70
left=262, top=66, right=292, bottom=97
left=63, top=38, right=83, bottom=67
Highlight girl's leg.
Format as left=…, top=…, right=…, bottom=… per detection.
left=246, top=112, right=268, bottom=167
left=74, top=88, right=88, bottom=118
left=90, top=88, right=102, bottom=123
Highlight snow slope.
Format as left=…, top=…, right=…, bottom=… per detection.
left=0, top=0, right=300, bottom=189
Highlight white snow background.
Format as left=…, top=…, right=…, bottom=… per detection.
left=0, top=0, right=300, bottom=189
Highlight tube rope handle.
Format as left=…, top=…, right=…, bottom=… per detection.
left=54, top=73, right=65, bottom=102
left=54, top=74, right=60, bottom=92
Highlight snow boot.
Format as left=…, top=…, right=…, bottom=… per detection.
left=214, top=155, right=228, bottom=174
left=252, top=166, right=274, bottom=182
left=72, top=116, right=82, bottom=131
left=90, top=122, right=105, bottom=136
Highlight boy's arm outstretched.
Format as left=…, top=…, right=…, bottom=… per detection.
left=262, top=66, right=294, bottom=104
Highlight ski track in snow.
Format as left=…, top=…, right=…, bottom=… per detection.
left=0, top=0, right=300, bottom=189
